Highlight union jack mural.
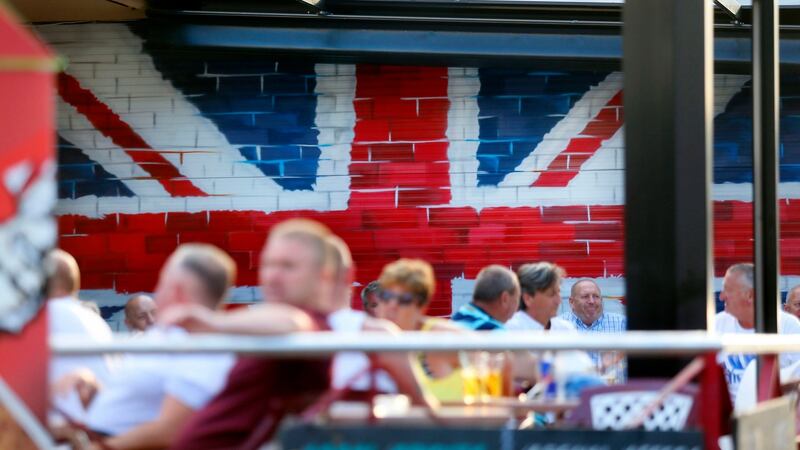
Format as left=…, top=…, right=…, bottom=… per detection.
left=40, top=24, right=800, bottom=325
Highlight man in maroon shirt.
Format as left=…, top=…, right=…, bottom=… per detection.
left=165, top=219, right=343, bottom=449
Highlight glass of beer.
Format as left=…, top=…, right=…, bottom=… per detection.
left=460, top=351, right=488, bottom=403
left=483, top=353, right=505, bottom=399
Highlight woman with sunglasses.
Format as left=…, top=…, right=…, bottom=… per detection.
left=374, top=258, right=467, bottom=402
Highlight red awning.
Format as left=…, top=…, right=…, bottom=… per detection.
left=0, top=2, right=56, bottom=422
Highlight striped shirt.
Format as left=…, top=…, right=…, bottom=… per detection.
left=561, top=311, right=626, bottom=333
left=451, top=303, right=505, bottom=331
left=561, top=310, right=627, bottom=376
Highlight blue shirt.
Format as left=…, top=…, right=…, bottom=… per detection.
left=561, top=311, right=627, bottom=376
left=561, top=311, right=626, bottom=333
left=451, top=303, right=505, bottom=331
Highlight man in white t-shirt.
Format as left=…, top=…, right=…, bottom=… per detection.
left=715, top=263, right=800, bottom=402
left=61, top=244, right=237, bottom=450
left=46, top=249, right=114, bottom=422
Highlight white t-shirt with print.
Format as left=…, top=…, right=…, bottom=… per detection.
left=715, top=310, right=800, bottom=402
left=86, top=326, right=234, bottom=435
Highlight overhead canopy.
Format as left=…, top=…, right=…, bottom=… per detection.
left=139, top=0, right=800, bottom=71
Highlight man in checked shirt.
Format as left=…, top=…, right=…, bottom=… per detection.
left=562, top=278, right=626, bottom=381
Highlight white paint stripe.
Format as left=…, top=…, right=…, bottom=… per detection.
left=503, top=72, right=623, bottom=186
left=54, top=24, right=283, bottom=198
left=57, top=98, right=171, bottom=198
left=51, top=25, right=357, bottom=215
left=311, top=63, right=355, bottom=209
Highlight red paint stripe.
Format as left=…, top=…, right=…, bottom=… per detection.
left=58, top=199, right=800, bottom=316
left=56, top=73, right=207, bottom=197
left=348, top=65, right=451, bottom=209
left=532, top=91, right=624, bottom=187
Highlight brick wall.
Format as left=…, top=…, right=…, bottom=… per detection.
left=38, top=23, right=800, bottom=327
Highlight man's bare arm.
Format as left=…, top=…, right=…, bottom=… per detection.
left=159, top=303, right=315, bottom=334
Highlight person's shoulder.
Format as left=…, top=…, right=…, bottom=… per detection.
left=550, top=317, right=577, bottom=332
left=361, top=316, right=401, bottom=333
left=427, top=317, right=467, bottom=332
left=714, top=311, right=738, bottom=333
left=328, top=308, right=367, bottom=332
left=602, top=311, right=627, bottom=329
left=49, top=298, right=112, bottom=336
left=450, top=305, right=472, bottom=322
left=560, top=311, right=577, bottom=322
left=604, top=311, right=626, bottom=320
left=779, top=311, right=800, bottom=334
left=504, top=311, right=525, bottom=330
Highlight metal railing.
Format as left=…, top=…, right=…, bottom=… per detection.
left=49, top=330, right=800, bottom=356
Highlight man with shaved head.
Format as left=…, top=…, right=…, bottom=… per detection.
left=57, top=244, right=238, bottom=450
left=124, top=294, right=156, bottom=332
left=784, top=285, right=800, bottom=319
left=46, top=249, right=113, bottom=422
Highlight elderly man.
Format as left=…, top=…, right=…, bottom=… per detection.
left=451, top=265, right=520, bottom=330
left=562, top=278, right=626, bottom=378
left=563, top=278, right=626, bottom=333
left=716, top=263, right=800, bottom=402
left=784, top=285, right=800, bottom=319
left=123, top=294, right=156, bottom=332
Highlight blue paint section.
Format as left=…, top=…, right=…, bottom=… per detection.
left=57, top=136, right=135, bottom=199
left=475, top=69, right=608, bottom=186
left=138, top=42, right=322, bottom=191
left=713, top=79, right=800, bottom=183
left=99, top=305, right=124, bottom=321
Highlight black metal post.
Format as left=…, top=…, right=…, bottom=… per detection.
left=752, top=0, right=780, bottom=336
left=623, top=0, right=714, bottom=376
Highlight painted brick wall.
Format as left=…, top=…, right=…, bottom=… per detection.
left=38, top=23, right=800, bottom=327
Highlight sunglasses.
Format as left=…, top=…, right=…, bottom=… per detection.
left=376, top=289, right=420, bottom=306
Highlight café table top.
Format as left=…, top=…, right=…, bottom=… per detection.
left=445, top=396, right=581, bottom=414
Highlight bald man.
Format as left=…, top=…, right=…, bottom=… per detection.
left=124, top=294, right=156, bottom=332
left=784, top=285, right=800, bottom=319
left=46, top=249, right=113, bottom=422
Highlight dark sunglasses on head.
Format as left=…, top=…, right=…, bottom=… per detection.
left=376, top=289, right=419, bottom=306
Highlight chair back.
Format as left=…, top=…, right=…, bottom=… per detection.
left=567, top=379, right=699, bottom=431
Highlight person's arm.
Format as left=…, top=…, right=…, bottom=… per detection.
left=158, top=303, right=314, bottom=335
left=361, top=317, right=439, bottom=409
left=510, top=351, right=540, bottom=385
left=97, top=395, right=194, bottom=450
left=52, top=368, right=101, bottom=410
